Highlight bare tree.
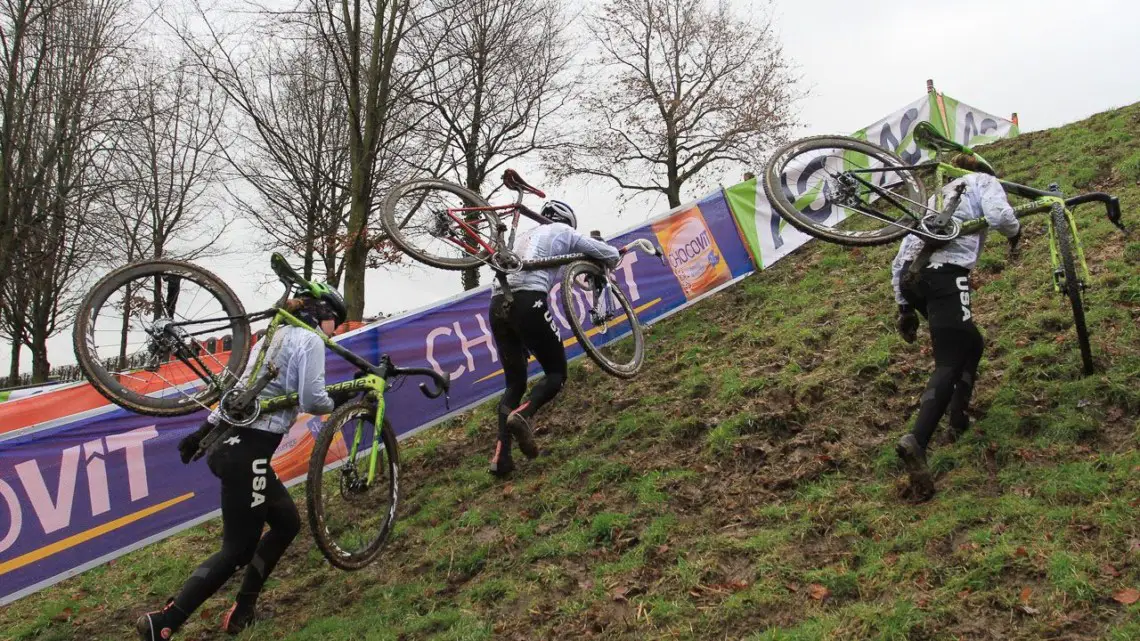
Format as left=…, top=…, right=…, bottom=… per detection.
left=0, top=0, right=132, bottom=381
left=312, top=0, right=440, bottom=318
left=219, top=34, right=353, bottom=284
left=413, top=0, right=574, bottom=289
left=552, top=0, right=799, bottom=208
left=97, top=51, right=230, bottom=266
left=175, top=0, right=439, bottom=318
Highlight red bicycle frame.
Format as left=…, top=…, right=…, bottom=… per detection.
left=435, top=173, right=553, bottom=259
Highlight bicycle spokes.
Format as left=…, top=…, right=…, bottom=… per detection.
left=83, top=271, right=243, bottom=405
left=385, top=182, right=494, bottom=263
left=763, top=136, right=928, bottom=246
left=568, top=273, right=632, bottom=353
left=312, top=411, right=396, bottom=561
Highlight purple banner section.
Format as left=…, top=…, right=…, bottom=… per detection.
left=0, top=190, right=755, bottom=604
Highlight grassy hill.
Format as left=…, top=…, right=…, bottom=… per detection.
left=4, top=104, right=1140, bottom=641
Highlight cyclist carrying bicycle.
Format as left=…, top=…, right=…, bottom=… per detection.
left=892, top=154, right=1020, bottom=501
left=488, top=200, right=620, bottom=477
left=137, top=284, right=355, bottom=639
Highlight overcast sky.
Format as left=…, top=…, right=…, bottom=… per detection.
left=6, top=0, right=1139, bottom=375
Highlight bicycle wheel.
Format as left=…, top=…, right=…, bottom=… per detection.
left=762, top=135, right=926, bottom=246
left=306, top=399, right=399, bottom=571
left=380, top=179, right=496, bottom=270
left=72, top=260, right=250, bottom=416
left=1051, top=204, right=1094, bottom=375
left=560, top=261, right=645, bottom=378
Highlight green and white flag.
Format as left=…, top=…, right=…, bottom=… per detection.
left=727, top=93, right=1016, bottom=269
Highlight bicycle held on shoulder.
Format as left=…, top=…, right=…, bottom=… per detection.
left=382, top=169, right=665, bottom=378
left=72, top=253, right=450, bottom=570
left=761, top=121, right=1128, bottom=375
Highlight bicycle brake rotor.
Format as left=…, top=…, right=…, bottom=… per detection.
left=823, top=172, right=861, bottom=207
left=339, top=464, right=370, bottom=497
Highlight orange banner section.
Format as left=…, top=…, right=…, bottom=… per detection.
left=0, top=351, right=237, bottom=437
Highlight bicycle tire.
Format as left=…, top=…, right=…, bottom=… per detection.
left=380, top=179, right=495, bottom=270
left=72, top=260, right=250, bottom=417
left=762, top=135, right=925, bottom=246
left=306, top=401, right=399, bottom=571
left=560, top=261, right=645, bottom=378
left=1051, top=204, right=1094, bottom=375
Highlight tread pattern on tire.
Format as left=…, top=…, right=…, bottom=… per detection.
left=762, top=135, right=924, bottom=247
left=72, top=259, right=250, bottom=417
left=306, top=401, right=399, bottom=571
left=1051, top=205, right=1094, bottom=375
left=559, top=261, right=645, bottom=379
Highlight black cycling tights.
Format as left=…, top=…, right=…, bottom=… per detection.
left=902, top=265, right=984, bottom=451
left=490, top=290, right=568, bottom=445
left=168, top=428, right=299, bottom=628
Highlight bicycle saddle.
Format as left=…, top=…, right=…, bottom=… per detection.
left=912, top=121, right=997, bottom=176
left=271, top=252, right=310, bottom=290
left=502, top=169, right=546, bottom=198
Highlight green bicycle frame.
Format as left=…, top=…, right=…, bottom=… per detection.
left=942, top=171, right=1092, bottom=293
left=244, top=308, right=392, bottom=486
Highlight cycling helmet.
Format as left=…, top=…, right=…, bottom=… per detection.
left=541, top=200, right=577, bottom=229
left=299, top=281, right=348, bottom=326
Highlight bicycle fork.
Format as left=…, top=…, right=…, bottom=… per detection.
left=340, top=385, right=390, bottom=494
left=1045, top=184, right=1091, bottom=298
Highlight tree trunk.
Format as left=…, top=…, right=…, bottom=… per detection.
left=30, top=333, right=49, bottom=383
left=118, top=283, right=131, bottom=370
left=342, top=188, right=369, bottom=321
left=667, top=131, right=682, bottom=208
left=461, top=170, right=483, bottom=290
left=8, top=337, right=20, bottom=386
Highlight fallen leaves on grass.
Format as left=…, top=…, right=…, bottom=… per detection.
left=808, top=584, right=830, bottom=601
left=1113, top=588, right=1140, bottom=605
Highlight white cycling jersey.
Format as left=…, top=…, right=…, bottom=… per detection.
left=209, top=325, right=336, bottom=434
left=891, top=172, right=1020, bottom=303
left=492, top=223, right=620, bottom=295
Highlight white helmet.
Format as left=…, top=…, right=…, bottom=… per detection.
left=541, top=200, right=576, bottom=229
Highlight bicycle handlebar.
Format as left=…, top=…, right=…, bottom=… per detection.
left=1064, top=192, right=1125, bottom=232
left=996, top=181, right=1127, bottom=234
left=519, top=238, right=664, bottom=271
left=391, top=364, right=450, bottom=399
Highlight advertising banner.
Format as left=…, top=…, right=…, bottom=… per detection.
left=0, top=190, right=754, bottom=605
left=938, top=92, right=1019, bottom=147
left=726, top=93, right=1016, bottom=269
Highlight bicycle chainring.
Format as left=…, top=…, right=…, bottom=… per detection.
left=490, top=250, right=523, bottom=273
left=218, top=386, right=261, bottom=427
left=918, top=215, right=961, bottom=241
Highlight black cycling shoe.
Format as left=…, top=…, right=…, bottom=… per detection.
left=221, top=601, right=256, bottom=635
left=136, top=598, right=182, bottom=640
left=896, top=435, right=935, bottom=501
left=489, top=440, right=515, bottom=478
left=506, top=411, right=539, bottom=459
left=947, top=411, right=971, bottom=443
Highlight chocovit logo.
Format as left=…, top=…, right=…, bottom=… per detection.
left=668, top=218, right=715, bottom=269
